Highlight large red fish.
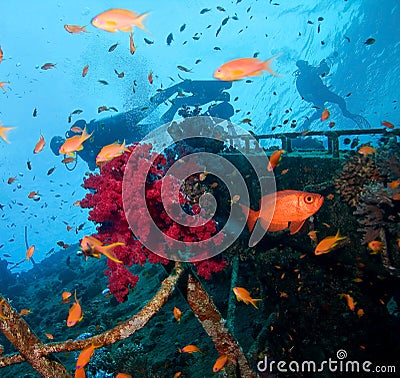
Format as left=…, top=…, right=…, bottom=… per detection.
left=240, top=190, right=324, bottom=238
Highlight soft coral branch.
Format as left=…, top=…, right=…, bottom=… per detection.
left=81, top=143, right=226, bottom=302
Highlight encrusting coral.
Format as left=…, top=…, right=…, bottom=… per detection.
left=335, top=143, right=400, bottom=276
left=334, top=154, right=381, bottom=208
left=353, top=182, right=394, bottom=244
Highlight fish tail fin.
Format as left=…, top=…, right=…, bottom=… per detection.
left=251, top=299, right=262, bottom=309
left=263, top=53, right=283, bottom=77
left=0, top=127, right=15, bottom=143
left=81, top=126, right=93, bottom=142
left=239, top=203, right=259, bottom=232
left=336, top=229, right=347, bottom=241
left=96, top=243, right=124, bottom=263
left=135, top=12, right=151, bottom=33
left=122, top=139, right=130, bottom=152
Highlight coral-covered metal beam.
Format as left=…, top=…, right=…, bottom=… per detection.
left=186, top=274, right=259, bottom=378
left=380, top=228, right=400, bottom=277
left=0, top=262, right=184, bottom=371
left=0, top=295, right=71, bottom=377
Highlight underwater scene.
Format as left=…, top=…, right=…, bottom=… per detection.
left=1, top=0, right=400, bottom=377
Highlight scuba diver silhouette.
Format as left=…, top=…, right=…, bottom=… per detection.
left=295, top=58, right=371, bottom=130
left=50, top=80, right=233, bottom=170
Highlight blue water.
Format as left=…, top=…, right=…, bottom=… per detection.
left=1, top=1, right=399, bottom=267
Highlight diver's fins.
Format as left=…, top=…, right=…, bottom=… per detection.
left=350, top=114, right=371, bottom=129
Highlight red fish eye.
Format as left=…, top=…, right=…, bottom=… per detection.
left=304, top=195, right=314, bottom=204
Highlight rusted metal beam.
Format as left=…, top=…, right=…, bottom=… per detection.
left=187, top=274, right=259, bottom=378
left=0, top=262, right=185, bottom=375
left=0, top=296, right=71, bottom=377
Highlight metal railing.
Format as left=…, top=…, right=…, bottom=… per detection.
left=227, top=128, right=399, bottom=157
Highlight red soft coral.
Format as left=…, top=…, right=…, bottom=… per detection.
left=81, top=143, right=226, bottom=302
left=105, top=263, right=139, bottom=303
left=194, top=258, right=227, bottom=280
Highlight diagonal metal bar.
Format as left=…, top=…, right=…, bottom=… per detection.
left=0, top=262, right=185, bottom=374
left=0, top=296, right=71, bottom=377
left=186, top=274, right=259, bottom=378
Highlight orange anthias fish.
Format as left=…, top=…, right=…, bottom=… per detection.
left=358, top=145, right=376, bottom=155
left=0, top=81, right=10, bottom=92
left=116, top=374, right=132, bottom=378
left=268, top=149, right=285, bottom=171
left=321, top=109, right=330, bottom=121
left=20, top=309, right=31, bottom=316
left=62, top=157, right=76, bottom=164
left=26, top=245, right=35, bottom=261
left=75, top=367, right=86, bottom=378
left=96, top=140, right=130, bottom=166
left=33, top=134, right=45, bottom=154
left=339, top=293, right=356, bottom=311
left=41, top=63, right=56, bottom=70
left=180, top=344, right=202, bottom=354
left=308, top=230, right=318, bottom=242
left=381, top=120, right=394, bottom=129
left=129, top=32, right=136, bottom=54
left=91, top=8, right=150, bottom=33
left=148, top=70, right=153, bottom=84
left=173, top=306, right=182, bottom=323
left=7, top=176, right=16, bottom=184
left=233, top=287, right=261, bottom=309
left=28, top=191, right=39, bottom=199
left=214, top=54, right=281, bottom=81
left=80, top=235, right=124, bottom=263
left=240, top=190, right=324, bottom=237
left=368, top=240, right=383, bottom=254
left=213, top=355, right=229, bottom=372
left=388, top=180, right=400, bottom=190
left=45, top=333, right=54, bottom=340
left=67, top=290, right=83, bottom=327
left=82, top=65, right=89, bottom=77
left=69, top=124, right=86, bottom=133
left=0, top=123, right=16, bottom=143
left=64, top=24, right=89, bottom=34
left=59, top=126, right=93, bottom=156
left=76, top=344, right=100, bottom=369
left=61, top=291, right=72, bottom=303
left=314, top=230, right=347, bottom=255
